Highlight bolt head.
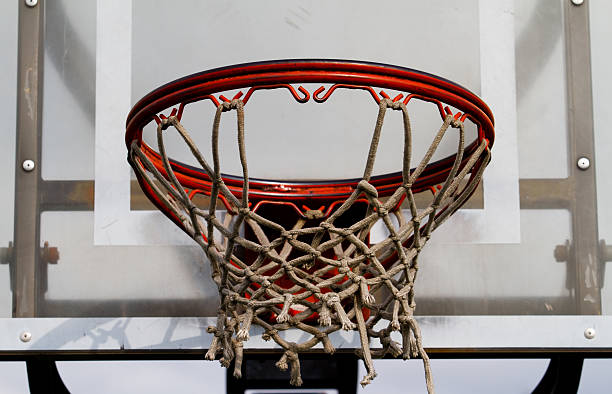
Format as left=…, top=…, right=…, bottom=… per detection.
left=577, top=157, right=590, bottom=170
left=584, top=327, right=596, bottom=339
left=554, top=243, right=570, bottom=262
left=20, top=331, right=32, bottom=342
left=571, top=0, right=584, bottom=5
left=22, top=159, right=35, bottom=172
left=25, top=0, right=38, bottom=7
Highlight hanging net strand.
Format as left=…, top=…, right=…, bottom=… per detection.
left=129, top=89, right=491, bottom=394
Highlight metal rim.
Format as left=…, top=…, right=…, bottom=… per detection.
left=126, top=59, right=494, bottom=202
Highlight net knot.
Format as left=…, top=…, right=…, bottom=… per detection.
left=276, top=294, right=294, bottom=323
left=236, top=308, right=254, bottom=341
left=359, top=277, right=375, bottom=305
left=360, top=371, right=378, bottom=388
left=450, top=117, right=463, bottom=128
left=320, top=222, right=332, bottom=230
left=380, top=334, right=403, bottom=358
left=391, top=299, right=401, bottom=331
left=221, top=99, right=244, bottom=112
left=318, top=296, right=333, bottom=326
left=389, top=100, right=406, bottom=111
left=257, top=245, right=271, bottom=254
left=159, top=117, right=172, bottom=130
left=380, top=97, right=393, bottom=108
left=304, top=209, right=324, bottom=220
left=238, top=207, right=250, bottom=216
left=275, top=352, right=289, bottom=371
left=357, top=180, right=378, bottom=198
left=323, top=293, right=355, bottom=330
left=376, top=206, right=388, bottom=217
left=380, top=98, right=406, bottom=111
left=262, top=329, right=277, bottom=341
left=322, top=293, right=340, bottom=307
left=213, top=175, right=224, bottom=186
left=204, top=323, right=224, bottom=361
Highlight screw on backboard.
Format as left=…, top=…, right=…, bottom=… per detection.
left=22, top=159, right=35, bottom=172
left=20, top=331, right=32, bottom=342
left=576, top=157, right=590, bottom=170
left=584, top=328, right=596, bottom=339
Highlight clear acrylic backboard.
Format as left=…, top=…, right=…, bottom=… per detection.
left=2, top=0, right=612, bottom=358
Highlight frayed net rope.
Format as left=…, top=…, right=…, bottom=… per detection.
left=130, top=97, right=490, bottom=394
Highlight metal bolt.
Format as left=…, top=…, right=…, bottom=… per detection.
left=25, top=0, right=38, bottom=7
left=577, top=157, right=590, bottom=170
left=22, top=159, right=35, bottom=172
left=20, top=331, right=32, bottom=342
left=554, top=241, right=571, bottom=262
left=571, top=0, right=584, bottom=5
left=584, top=327, right=596, bottom=339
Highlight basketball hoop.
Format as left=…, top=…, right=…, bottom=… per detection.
left=126, top=60, right=494, bottom=393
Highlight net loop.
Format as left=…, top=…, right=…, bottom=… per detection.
left=450, top=117, right=464, bottom=129
left=357, top=180, right=379, bottom=198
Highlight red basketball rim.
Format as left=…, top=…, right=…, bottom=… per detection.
left=126, top=59, right=494, bottom=203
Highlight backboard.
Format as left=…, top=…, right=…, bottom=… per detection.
left=2, top=0, right=612, bottom=367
